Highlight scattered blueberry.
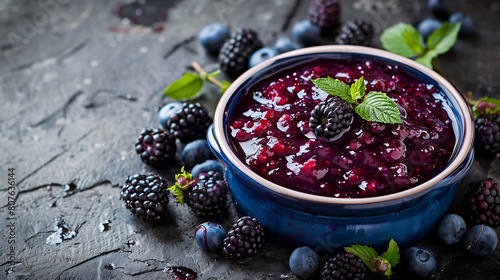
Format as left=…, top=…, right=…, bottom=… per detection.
left=274, top=37, right=300, bottom=54
left=248, top=47, right=279, bottom=68
left=191, top=159, right=224, bottom=178
left=449, top=12, right=474, bottom=37
left=181, top=139, right=214, bottom=167
left=463, top=224, right=498, bottom=257
left=427, top=0, right=449, bottom=19
left=158, top=102, right=184, bottom=130
left=195, top=221, right=226, bottom=252
left=197, top=23, right=230, bottom=54
left=289, top=246, right=319, bottom=279
left=417, top=18, right=443, bottom=40
left=291, top=19, right=323, bottom=47
left=437, top=213, right=467, bottom=245
left=405, top=246, right=437, bottom=279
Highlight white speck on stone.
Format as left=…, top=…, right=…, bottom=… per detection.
left=83, top=78, right=92, bottom=85
left=90, top=60, right=99, bottom=67
left=139, top=46, right=148, bottom=53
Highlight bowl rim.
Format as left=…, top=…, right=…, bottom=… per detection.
left=213, top=45, right=474, bottom=205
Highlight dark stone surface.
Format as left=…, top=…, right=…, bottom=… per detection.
left=0, top=0, right=498, bottom=279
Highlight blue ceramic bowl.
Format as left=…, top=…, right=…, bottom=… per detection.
left=207, top=46, right=474, bottom=251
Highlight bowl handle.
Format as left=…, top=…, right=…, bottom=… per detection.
left=207, top=124, right=228, bottom=163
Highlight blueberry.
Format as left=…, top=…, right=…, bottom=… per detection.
left=181, top=139, right=214, bottom=167
left=405, top=246, right=437, bottom=279
left=463, top=224, right=498, bottom=257
left=195, top=222, right=226, bottom=252
left=248, top=47, right=279, bottom=68
left=197, top=23, right=230, bottom=54
left=274, top=37, right=300, bottom=54
left=191, top=159, right=224, bottom=178
left=289, top=246, right=319, bottom=279
left=449, top=12, right=474, bottom=37
left=291, top=19, right=323, bottom=47
left=417, top=18, right=443, bottom=40
left=427, top=0, right=449, bottom=19
left=437, top=213, right=467, bottom=245
left=158, top=102, right=183, bottom=130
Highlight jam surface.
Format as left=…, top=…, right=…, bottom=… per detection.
left=227, top=58, right=456, bottom=198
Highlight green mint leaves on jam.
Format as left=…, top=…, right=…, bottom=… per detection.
left=167, top=166, right=193, bottom=204
left=345, top=239, right=400, bottom=277
left=380, top=22, right=461, bottom=69
left=163, top=61, right=231, bottom=100
left=312, top=76, right=403, bottom=124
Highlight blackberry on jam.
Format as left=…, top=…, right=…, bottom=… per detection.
left=310, top=96, right=354, bottom=141
left=308, top=0, right=341, bottom=35
left=218, top=28, right=263, bottom=77
left=168, top=168, right=229, bottom=220
left=166, top=102, right=213, bottom=143
left=135, top=128, right=176, bottom=166
left=463, top=178, right=500, bottom=228
left=120, top=174, right=169, bottom=222
left=335, top=20, right=375, bottom=46
left=320, top=252, right=367, bottom=279
left=474, top=115, right=500, bottom=157
left=222, top=216, right=265, bottom=259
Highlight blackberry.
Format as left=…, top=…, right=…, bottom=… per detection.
left=166, top=102, right=213, bottom=143
left=308, top=0, right=341, bottom=35
left=221, top=216, right=265, bottom=259
left=134, top=128, right=176, bottom=166
left=320, top=252, right=367, bottom=279
left=120, top=174, right=169, bottom=222
left=335, top=20, right=375, bottom=46
left=474, top=115, right=500, bottom=157
left=463, top=178, right=500, bottom=228
left=310, top=96, right=354, bottom=141
left=168, top=167, right=229, bottom=220
left=218, top=28, right=263, bottom=77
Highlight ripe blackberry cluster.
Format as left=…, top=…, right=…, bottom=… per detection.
left=218, top=28, right=263, bottom=77
left=310, top=96, right=354, bottom=140
left=222, top=216, right=265, bottom=259
left=135, top=128, right=177, bottom=166
left=320, top=252, right=367, bottom=279
left=165, top=102, right=213, bottom=143
left=335, top=20, right=375, bottom=46
left=474, top=115, right=500, bottom=157
left=308, top=0, right=341, bottom=34
left=463, top=178, right=500, bottom=228
left=120, top=174, right=169, bottom=222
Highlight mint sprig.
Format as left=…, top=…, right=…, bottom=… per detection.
left=345, top=239, right=400, bottom=277
left=163, top=61, right=231, bottom=100
left=312, top=76, right=403, bottom=124
left=380, top=22, right=461, bottom=69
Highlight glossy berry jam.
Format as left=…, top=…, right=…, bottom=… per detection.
left=227, top=58, right=456, bottom=198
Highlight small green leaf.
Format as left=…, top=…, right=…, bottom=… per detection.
left=163, top=72, right=203, bottom=101
left=381, top=239, right=400, bottom=267
left=355, top=92, right=403, bottom=124
left=380, top=23, right=426, bottom=58
left=427, top=22, right=461, bottom=55
left=219, top=80, right=231, bottom=93
left=207, top=69, right=221, bottom=79
left=312, top=77, right=352, bottom=103
left=167, top=166, right=193, bottom=204
left=472, top=97, right=500, bottom=117
left=415, top=49, right=439, bottom=69
left=345, top=244, right=379, bottom=271
left=350, top=77, right=366, bottom=102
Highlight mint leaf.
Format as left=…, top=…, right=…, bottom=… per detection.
left=350, top=77, right=366, bottom=102
left=380, top=23, right=425, bottom=58
left=219, top=80, right=231, bottom=93
left=472, top=97, right=500, bottom=117
left=415, top=49, right=439, bottom=69
left=206, top=69, right=221, bottom=79
left=345, top=244, right=378, bottom=271
left=427, top=22, right=461, bottom=55
left=355, top=92, right=403, bottom=124
left=163, top=72, right=203, bottom=101
left=381, top=239, right=400, bottom=267
left=312, top=77, right=352, bottom=103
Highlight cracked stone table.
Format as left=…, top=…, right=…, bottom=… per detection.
left=1, top=0, right=499, bottom=279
